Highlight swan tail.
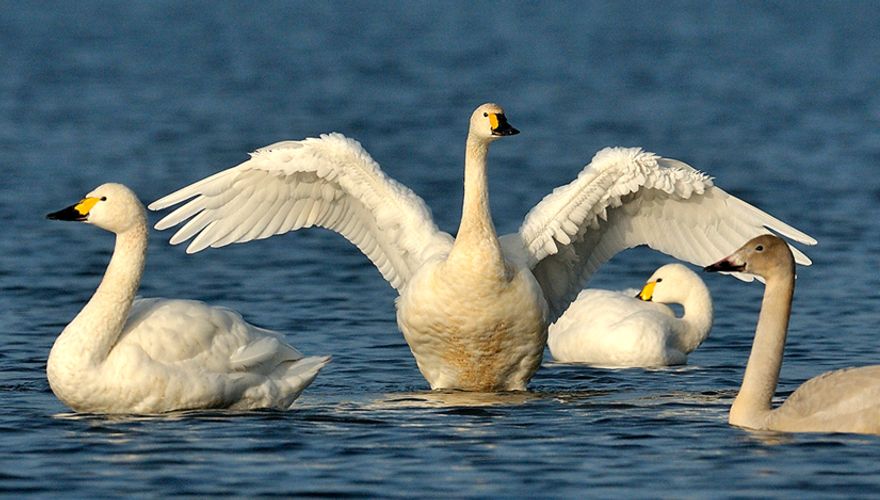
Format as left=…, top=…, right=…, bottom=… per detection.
left=278, top=355, right=331, bottom=409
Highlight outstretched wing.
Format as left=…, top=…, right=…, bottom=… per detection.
left=149, top=133, right=453, bottom=291
left=505, top=147, right=817, bottom=322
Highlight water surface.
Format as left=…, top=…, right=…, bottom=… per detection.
left=3, top=1, right=880, bottom=497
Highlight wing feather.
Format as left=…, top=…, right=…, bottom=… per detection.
left=508, top=147, right=817, bottom=321
left=150, top=133, right=453, bottom=290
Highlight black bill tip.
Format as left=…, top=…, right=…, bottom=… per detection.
left=493, top=125, right=520, bottom=136
left=491, top=114, right=520, bottom=136
left=47, top=205, right=87, bottom=222
left=704, top=260, right=745, bottom=273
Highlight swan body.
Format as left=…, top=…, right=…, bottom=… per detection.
left=548, top=263, right=712, bottom=367
left=706, top=235, right=880, bottom=434
left=150, top=103, right=816, bottom=391
left=46, top=183, right=329, bottom=413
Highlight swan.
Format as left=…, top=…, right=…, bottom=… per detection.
left=548, top=263, right=712, bottom=367
left=705, top=234, right=880, bottom=434
left=149, top=103, right=816, bottom=392
left=45, top=183, right=329, bottom=413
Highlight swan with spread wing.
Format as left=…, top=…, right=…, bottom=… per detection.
left=149, top=103, right=816, bottom=392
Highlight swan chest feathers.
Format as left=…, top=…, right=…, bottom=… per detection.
left=396, top=258, right=548, bottom=392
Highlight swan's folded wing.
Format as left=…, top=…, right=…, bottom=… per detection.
left=508, top=147, right=817, bottom=321
left=773, top=366, right=880, bottom=429
left=149, top=133, right=453, bottom=290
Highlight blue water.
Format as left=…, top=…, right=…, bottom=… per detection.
left=3, top=1, right=880, bottom=496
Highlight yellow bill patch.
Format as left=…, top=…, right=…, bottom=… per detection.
left=489, top=113, right=499, bottom=130
left=74, top=197, right=101, bottom=216
left=638, top=281, right=656, bottom=301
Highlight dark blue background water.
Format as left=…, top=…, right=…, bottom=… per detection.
left=3, top=1, right=880, bottom=496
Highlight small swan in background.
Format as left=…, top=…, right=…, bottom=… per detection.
left=46, top=183, right=329, bottom=414
left=149, top=103, right=816, bottom=392
left=548, top=263, right=712, bottom=367
left=706, top=234, right=880, bottom=434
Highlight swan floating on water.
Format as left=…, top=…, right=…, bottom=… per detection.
left=149, top=103, right=815, bottom=392
left=46, top=183, right=329, bottom=413
left=548, top=263, right=712, bottom=367
left=706, top=234, right=880, bottom=434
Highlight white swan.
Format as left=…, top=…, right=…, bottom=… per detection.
left=46, top=183, right=329, bottom=413
left=149, top=103, right=816, bottom=392
left=706, top=234, right=880, bottom=434
left=548, top=263, right=712, bottom=367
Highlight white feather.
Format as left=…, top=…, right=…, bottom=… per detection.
left=150, top=133, right=453, bottom=290
left=548, top=264, right=713, bottom=367
left=510, top=147, right=816, bottom=321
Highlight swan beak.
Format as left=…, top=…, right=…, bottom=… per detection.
left=704, top=257, right=745, bottom=273
left=47, top=197, right=99, bottom=222
left=490, top=113, right=519, bottom=136
left=637, top=281, right=656, bottom=301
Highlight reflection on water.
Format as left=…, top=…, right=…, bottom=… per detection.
left=374, top=388, right=608, bottom=409
left=738, top=429, right=799, bottom=447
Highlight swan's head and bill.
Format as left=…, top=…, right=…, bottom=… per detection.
left=704, top=234, right=794, bottom=279
left=47, top=183, right=146, bottom=234
left=636, top=263, right=703, bottom=302
left=470, top=103, right=519, bottom=140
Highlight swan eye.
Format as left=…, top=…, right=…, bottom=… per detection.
left=101, top=196, right=107, bottom=201
left=655, top=278, right=663, bottom=283
left=483, top=112, right=489, bottom=117
left=755, top=245, right=764, bottom=252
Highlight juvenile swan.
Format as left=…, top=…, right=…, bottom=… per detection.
left=150, top=103, right=816, bottom=392
left=548, top=263, right=712, bottom=367
left=706, top=234, right=880, bottom=434
left=46, top=183, right=329, bottom=413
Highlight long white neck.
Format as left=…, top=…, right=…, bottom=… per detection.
left=49, top=223, right=148, bottom=371
left=729, top=266, right=794, bottom=429
left=673, top=283, right=714, bottom=354
left=448, top=135, right=505, bottom=274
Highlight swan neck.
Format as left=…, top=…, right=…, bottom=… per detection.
left=676, top=284, right=714, bottom=353
left=729, top=269, right=795, bottom=429
left=449, top=135, right=504, bottom=270
left=52, top=223, right=148, bottom=367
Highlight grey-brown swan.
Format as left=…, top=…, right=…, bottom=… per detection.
left=706, top=234, right=880, bottom=434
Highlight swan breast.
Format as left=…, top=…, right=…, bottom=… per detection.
left=397, top=260, right=548, bottom=391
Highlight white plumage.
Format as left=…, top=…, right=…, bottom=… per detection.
left=46, top=183, right=329, bottom=413
left=548, top=263, right=713, bottom=367
left=150, top=103, right=815, bottom=391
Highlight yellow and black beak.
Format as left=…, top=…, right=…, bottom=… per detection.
left=47, top=197, right=100, bottom=222
left=490, top=113, right=520, bottom=136
left=637, top=281, right=656, bottom=301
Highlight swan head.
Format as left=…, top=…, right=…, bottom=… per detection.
left=703, top=234, right=794, bottom=279
left=469, top=103, right=519, bottom=141
left=47, top=183, right=146, bottom=234
left=637, top=263, right=705, bottom=304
